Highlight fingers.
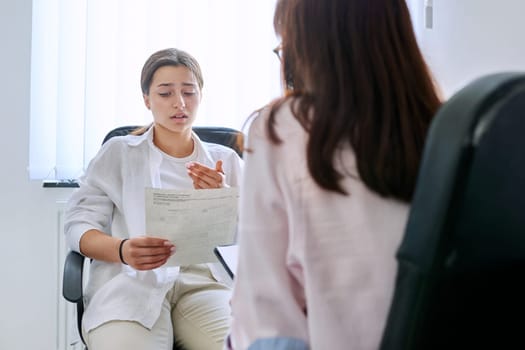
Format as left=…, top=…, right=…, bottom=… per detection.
left=215, top=160, right=224, bottom=174
left=122, top=237, right=176, bottom=270
left=132, top=236, right=173, bottom=248
left=186, top=161, right=225, bottom=189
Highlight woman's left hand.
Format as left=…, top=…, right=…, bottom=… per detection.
left=186, top=160, right=226, bottom=189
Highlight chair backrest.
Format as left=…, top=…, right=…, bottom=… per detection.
left=380, top=72, right=525, bottom=349
left=102, top=125, right=243, bottom=157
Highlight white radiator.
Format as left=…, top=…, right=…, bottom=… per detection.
left=56, top=201, right=84, bottom=350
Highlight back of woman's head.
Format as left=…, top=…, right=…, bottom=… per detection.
left=271, top=0, right=441, bottom=202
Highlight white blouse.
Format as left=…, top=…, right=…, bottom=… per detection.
left=64, top=126, right=243, bottom=332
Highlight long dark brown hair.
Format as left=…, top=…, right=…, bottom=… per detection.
left=268, top=0, right=441, bottom=202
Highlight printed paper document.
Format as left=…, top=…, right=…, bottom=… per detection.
left=145, top=187, right=238, bottom=266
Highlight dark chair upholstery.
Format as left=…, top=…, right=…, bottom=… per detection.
left=380, top=72, right=525, bottom=350
left=101, top=125, right=243, bottom=157
left=62, top=125, right=243, bottom=349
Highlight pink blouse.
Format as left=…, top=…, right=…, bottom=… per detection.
left=228, top=102, right=409, bottom=349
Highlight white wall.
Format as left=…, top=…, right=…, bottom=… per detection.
left=0, top=1, right=75, bottom=349
left=411, top=0, right=525, bottom=97
left=1, top=0, right=525, bottom=349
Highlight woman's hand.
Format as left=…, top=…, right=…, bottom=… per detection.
left=186, top=160, right=226, bottom=189
left=120, top=236, right=175, bottom=270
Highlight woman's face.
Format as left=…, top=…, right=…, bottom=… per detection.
left=143, top=65, right=202, bottom=135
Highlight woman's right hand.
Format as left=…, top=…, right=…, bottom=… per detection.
left=120, top=236, right=175, bottom=270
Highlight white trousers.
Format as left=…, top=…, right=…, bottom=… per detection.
left=83, top=264, right=232, bottom=350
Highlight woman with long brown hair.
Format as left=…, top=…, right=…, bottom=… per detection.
left=227, top=0, right=441, bottom=349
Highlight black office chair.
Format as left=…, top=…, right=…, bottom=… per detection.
left=62, top=125, right=243, bottom=349
left=380, top=72, right=525, bottom=350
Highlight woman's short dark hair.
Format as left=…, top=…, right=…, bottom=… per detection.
left=140, top=48, right=203, bottom=95
left=270, top=0, right=442, bottom=202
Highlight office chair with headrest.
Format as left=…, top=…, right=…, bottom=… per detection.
left=379, top=72, right=525, bottom=349
left=62, top=125, right=242, bottom=349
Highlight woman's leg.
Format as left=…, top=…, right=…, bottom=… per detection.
left=83, top=296, right=173, bottom=350
left=171, top=264, right=232, bottom=350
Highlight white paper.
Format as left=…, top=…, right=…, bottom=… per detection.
left=145, top=187, right=238, bottom=266
left=214, top=244, right=239, bottom=278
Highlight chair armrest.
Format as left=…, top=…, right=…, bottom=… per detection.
left=62, top=250, right=85, bottom=303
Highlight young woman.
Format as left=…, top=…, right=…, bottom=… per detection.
left=227, top=0, right=441, bottom=349
left=65, top=48, right=242, bottom=350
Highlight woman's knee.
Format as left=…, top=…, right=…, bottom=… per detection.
left=85, top=313, right=173, bottom=350
left=172, top=288, right=231, bottom=349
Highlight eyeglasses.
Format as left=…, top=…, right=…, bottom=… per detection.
left=272, top=43, right=283, bottom=61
